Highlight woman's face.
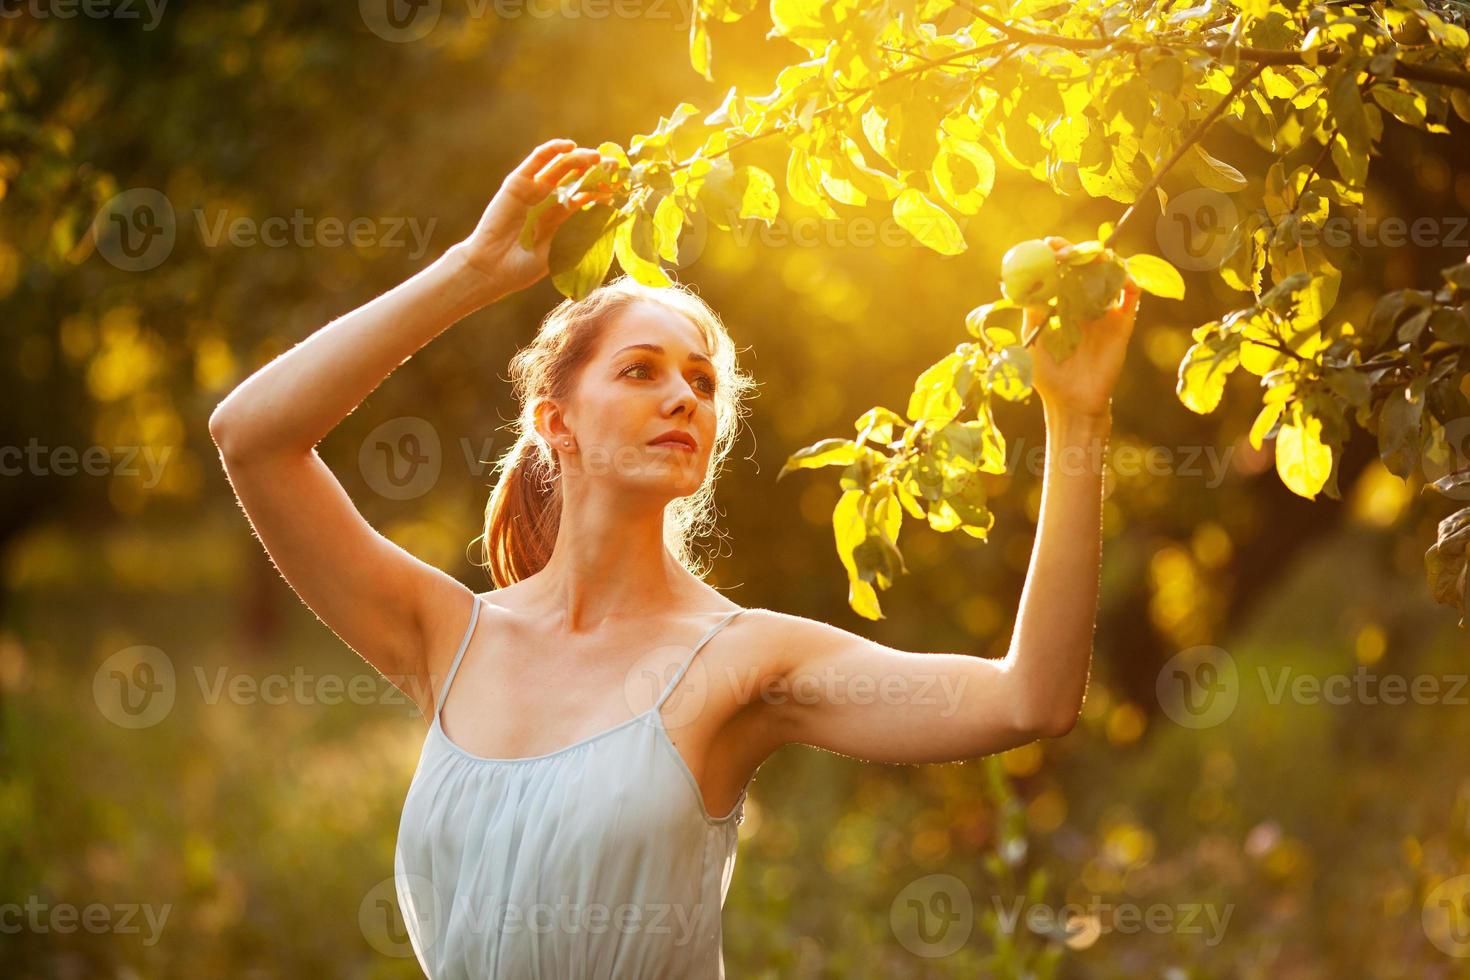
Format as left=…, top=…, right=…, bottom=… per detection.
left=549, top=301, right=720, bottom=498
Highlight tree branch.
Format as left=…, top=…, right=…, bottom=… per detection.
left=1105, top=62, right=1266, bottom=249
left=949, top=0, right=1470, bottom=92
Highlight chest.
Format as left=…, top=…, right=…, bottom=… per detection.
left=400, top=729, right=717, bottom=877
left=439, top=641, right=744, bottom=765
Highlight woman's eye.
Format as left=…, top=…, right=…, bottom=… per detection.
left=622, top=362, right=715, bottom=395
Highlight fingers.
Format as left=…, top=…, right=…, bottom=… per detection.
left=528, top=175, right=615, bottom=246
left=533, top=146, right=603, bottom=190
left=1118, top=277, right=1142, bottom=315
left=1044, top=235, right=1073, bottom=256
left=512, top=141, right=614, bottom=206
left=512, top=139, right=576, bottom=182
left=1102, top=278, right=1142, bottom=330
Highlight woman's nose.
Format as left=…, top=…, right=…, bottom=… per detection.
left=665, top=379, right=698, bottom=414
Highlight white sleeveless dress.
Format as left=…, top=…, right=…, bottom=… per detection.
left=394, top=591, right=751, bottom=979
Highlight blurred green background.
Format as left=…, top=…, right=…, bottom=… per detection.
left=5, top=3, right=1470, bottom=977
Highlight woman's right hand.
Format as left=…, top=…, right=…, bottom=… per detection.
left=453, top=139, right=616, bottom=301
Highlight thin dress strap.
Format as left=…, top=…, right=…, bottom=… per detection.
left=653, top=608, right=746, bottom=710
left=435, top=590, right=482, bottom=719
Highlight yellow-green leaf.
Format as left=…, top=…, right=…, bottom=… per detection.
left=779, top=437, right=866, bottom=480
left=689, top=15, right=712, bottom=80
left=1125, top=253, right=1186, bottom=299
left=855, top=406, right=906, bottom=446
left=907, top=350, right=966, bottom=423
left=1249, top=399, right=1285, bottom=450
left=986, top=345, right=1033, bottom=402
left=834, top=489, right=883, bottom=620
left=739, top=165, right=779, bottom=223
left=549, top=204, right=622, bottom=300
left=1176, top=333, right=1240, bottom=414
left=931, top=137, right=995, bottom=216
left=652, top=195, right=683, bottom=263
left=1275, top=408, right=1333, bottom=499
left=1188, top=143, right=1248, bottom=192
left=613, top=208, right=672, bottom=288
left=786, top=146, right=838, bottom=219
left=892, top=188, right=965, bottom=256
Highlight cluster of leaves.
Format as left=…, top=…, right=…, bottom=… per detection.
left=768, top=242, right=1183, bottom=619
left=534, top=0, right=1470, bottom=622
left=1181, top=255, right=1470, bottom=624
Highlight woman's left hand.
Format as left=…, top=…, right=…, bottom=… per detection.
left=1025, top=236, right=1142, bottom=420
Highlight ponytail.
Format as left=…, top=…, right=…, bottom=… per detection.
left=481, top=432, right=561, bottom=588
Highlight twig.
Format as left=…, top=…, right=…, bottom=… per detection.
left=1291, top=137, right=1335, bottom=210
left=1105, top=62, right=1266, bottom=248
left=1247, top=336, right=1310, bottom=362
left=1357, top=343, right=1463, bottom=375
left=672, top=38, right=1016, bottom=171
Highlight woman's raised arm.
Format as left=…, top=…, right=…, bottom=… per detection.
left=741, top=246, right=1140, bottom=763
left=208, top=139, right=608, bottom=458
left=207, top=139, right=611, bottom=718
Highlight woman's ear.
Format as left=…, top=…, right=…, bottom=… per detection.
left=533, top=398, right=574, bottom=450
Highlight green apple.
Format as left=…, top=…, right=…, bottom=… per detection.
left=1000, top=238, right=1060, bottom=306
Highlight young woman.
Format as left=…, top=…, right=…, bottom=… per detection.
left=208, top=139, right=1140, bottom=978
